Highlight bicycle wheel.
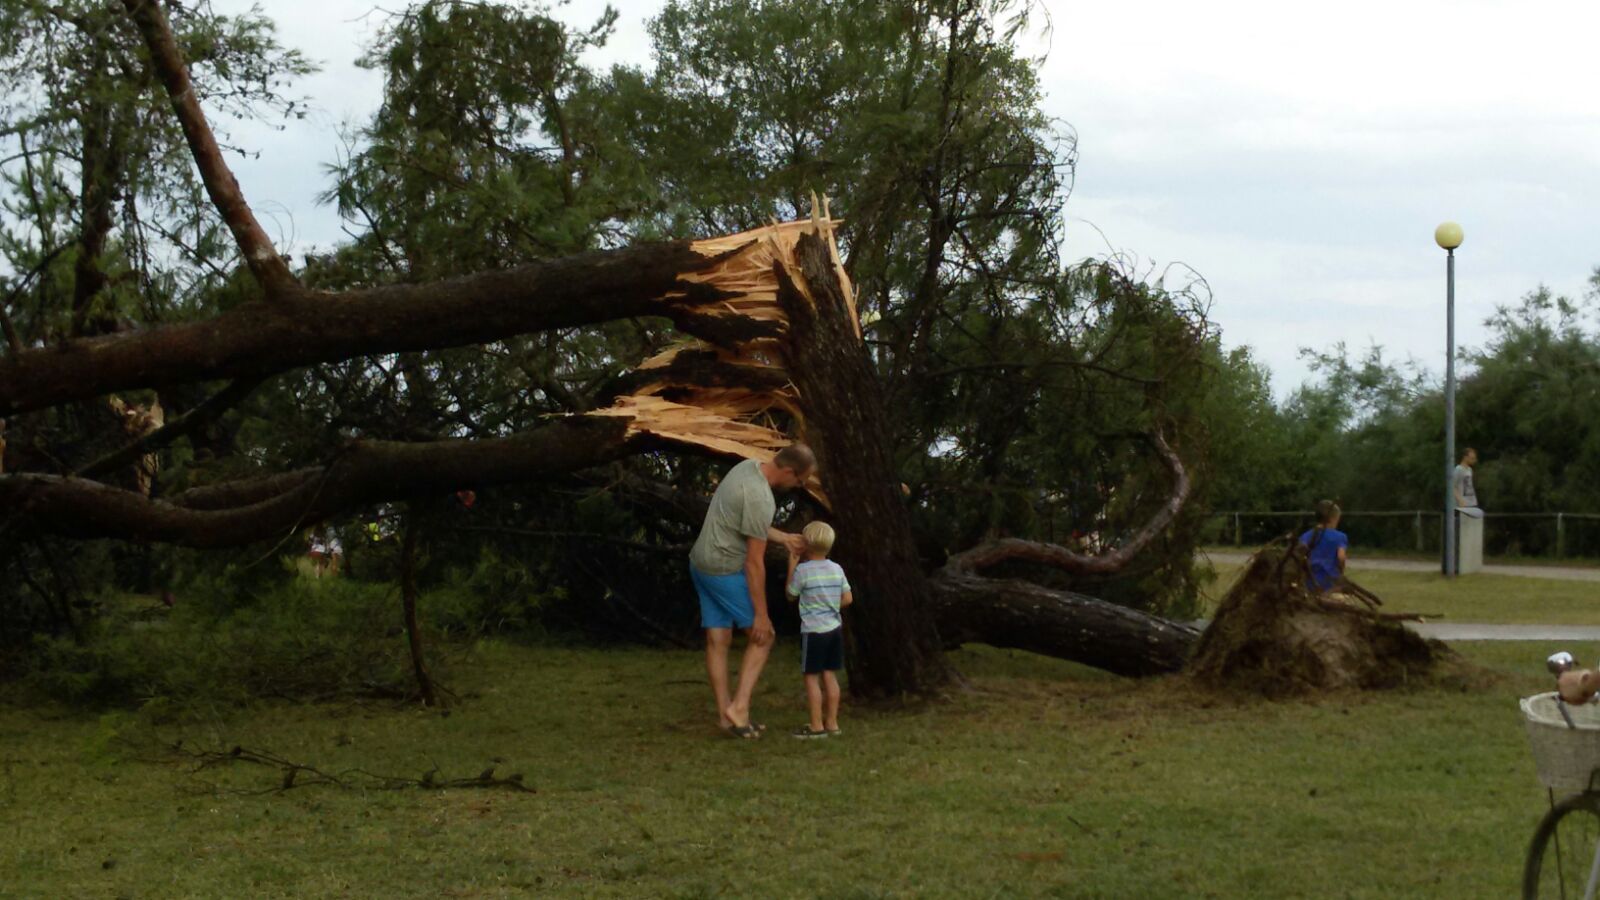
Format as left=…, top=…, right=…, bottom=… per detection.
left=1525, top=792, right=1600, bottom=899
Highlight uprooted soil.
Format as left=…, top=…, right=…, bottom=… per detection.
left=1189, top=539, right=1476, bottom=696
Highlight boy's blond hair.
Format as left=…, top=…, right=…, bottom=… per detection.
left=802, top=521, right=836, bottom=555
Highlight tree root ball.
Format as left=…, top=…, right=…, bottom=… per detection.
left=1188, top=540, right=1463, bottom=696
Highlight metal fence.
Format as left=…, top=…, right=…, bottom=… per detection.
left=1203, top=510, right=1600, bottom=561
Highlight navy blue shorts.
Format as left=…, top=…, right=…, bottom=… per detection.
left=800, top=628, right=843, bottom=674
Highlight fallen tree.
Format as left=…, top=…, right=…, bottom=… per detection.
left=0, top=0, right=1211, bottom=695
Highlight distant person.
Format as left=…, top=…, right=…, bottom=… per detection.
left=690, top=446, right=812, bottom=738
left=1453, top=447, right=1483, bottom=518
left=1298, top=500, right=1348, bottom=593
left=786, top=521, right=853, bottom=739
left=307, top=531, right=328, bottom=576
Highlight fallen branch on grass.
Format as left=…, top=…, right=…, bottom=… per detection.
left=166, top=741, right=535, bottom=795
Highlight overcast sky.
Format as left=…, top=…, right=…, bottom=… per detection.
left=218, top=0, right=1600, bottom=396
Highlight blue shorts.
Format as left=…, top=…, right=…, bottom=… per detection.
left=690, top=565, right=755, bottom=630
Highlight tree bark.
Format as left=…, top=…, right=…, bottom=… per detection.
left=930, top=573, right=1198, bottom=677
left=774, top=231, right=955, bottom=697
left=123, top=0, right=298, bottom=296
left=0, top=240, right=764, bottom=417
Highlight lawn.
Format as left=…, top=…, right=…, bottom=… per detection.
left=0, top=638, right=1578, bottom=898
left=1201, top=559, right=1600, bottom=625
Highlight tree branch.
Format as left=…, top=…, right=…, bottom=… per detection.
left=0, top=415, right=645, bottom=546
left=1, top=243, right=71, bottom=355
left=0, top=238, right=762, bottom=416
left=929, top=572, right=1198, bottom=677
left=121, top=0, right=299, bottom=296
left=76, top=377, right=265, bottom=479
left=941, top=429, right=1192, bottom=577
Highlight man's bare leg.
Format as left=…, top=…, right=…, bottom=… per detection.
left=705, top=628, right=734, bottom=729
left=822, top=671, right=841, bottom=732
left=724, top=630, right=772, bottom=729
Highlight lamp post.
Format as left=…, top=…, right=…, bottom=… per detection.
left=1435, top=221, right=1463, bottom=576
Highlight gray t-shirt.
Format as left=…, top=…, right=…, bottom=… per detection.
left=689, top=459, right=776, bottom=575
left=1453, top=464, right=1478, bottom=508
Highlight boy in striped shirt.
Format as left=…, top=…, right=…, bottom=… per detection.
left=785, top=521, right=853, bottom=738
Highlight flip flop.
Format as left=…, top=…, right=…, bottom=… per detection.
left=727, top=723, right=763, bottom=739
left=791, top=726, right=828, bottom=739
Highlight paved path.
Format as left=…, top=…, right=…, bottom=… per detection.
left=1202, top=551, right=1600, bottom=583
left=1186, top=619, right=1600, bottom=641
left=1410, top=623, right=1600, bottom=641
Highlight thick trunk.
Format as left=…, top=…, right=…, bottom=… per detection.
left=774, top=231, right=954, bottom=697
left=930, top=573, right=1198, bottom=677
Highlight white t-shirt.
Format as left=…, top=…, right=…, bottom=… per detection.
left=1452, top=464, right=1478, bottom=508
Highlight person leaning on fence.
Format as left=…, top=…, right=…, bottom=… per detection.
left=1298, top=500, right=1348, bottom=593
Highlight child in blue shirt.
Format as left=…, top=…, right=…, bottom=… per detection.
left=786, top=521, right=852, bottom=738
left=1298, top=500, right=1348, bottom=592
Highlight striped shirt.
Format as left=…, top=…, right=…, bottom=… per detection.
left=787, top=559, right=850, bottom=634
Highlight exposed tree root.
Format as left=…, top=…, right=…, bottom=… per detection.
left=1188, top=537, right=1459, bottom=696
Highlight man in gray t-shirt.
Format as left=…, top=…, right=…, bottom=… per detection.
left=689, top=445, right=814, bottom=738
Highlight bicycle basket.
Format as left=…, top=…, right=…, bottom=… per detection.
left=1522, top=692, right=1600, bottom=792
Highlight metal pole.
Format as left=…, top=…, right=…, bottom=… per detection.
left=1443, top=249, right=1457, bottom=577
left=1557, top=512, right=1566, bottom=558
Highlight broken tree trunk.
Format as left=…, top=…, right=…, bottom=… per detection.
left=773, top=226, right=956, bottom=697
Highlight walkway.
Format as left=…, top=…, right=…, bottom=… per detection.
left=1185, top=618, right=1600, bottom=641
left=1409, top=623, right=1600, bottom=641
left=1202, top=551, right=1600, bottom=583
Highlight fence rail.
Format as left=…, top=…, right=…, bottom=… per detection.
left=1205, top=510, right=1600, bottom=560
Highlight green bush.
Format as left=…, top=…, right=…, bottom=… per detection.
left=22, top=576, right=424, bottom=709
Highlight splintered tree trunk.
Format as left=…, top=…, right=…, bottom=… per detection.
left=774, top=232, right=955, bottom=698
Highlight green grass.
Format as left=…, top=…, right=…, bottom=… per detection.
left=1202, top=561, right=1600, bottom=625
left=0, top=639, right=1578, bottom=898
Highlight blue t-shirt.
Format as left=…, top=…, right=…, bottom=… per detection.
left=1298, top=527, right=1348, bottom=591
